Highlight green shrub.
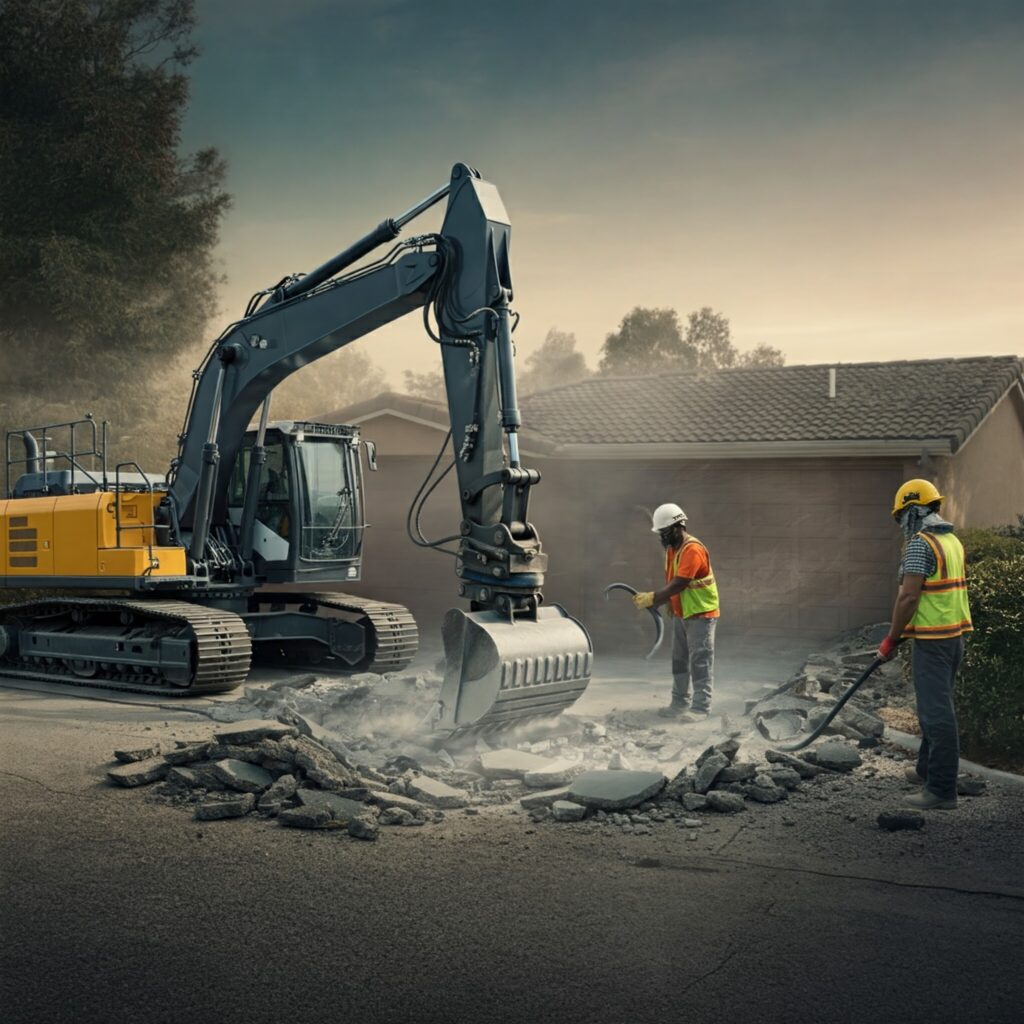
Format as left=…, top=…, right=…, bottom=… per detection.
left=958, top=526, right=1024, bottom=565
left=957, top=553, right=1024, bottom=763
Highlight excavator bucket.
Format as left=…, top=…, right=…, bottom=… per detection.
left=436, top=605, right=593, bottom=733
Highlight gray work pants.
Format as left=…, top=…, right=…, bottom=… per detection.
left=671, top=616, right=716, bottom=713
left=913, top=636, right=963, bottom=800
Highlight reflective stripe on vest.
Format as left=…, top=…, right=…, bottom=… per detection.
left=665, top=536, right=720, bottom=618
left=902, top=531, right=973, bottom=640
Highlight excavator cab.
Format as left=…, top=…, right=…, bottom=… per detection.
left=227, top=421, right=370, bottom=585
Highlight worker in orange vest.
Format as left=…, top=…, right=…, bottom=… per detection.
left=633, top=503, right=720, bottom=722
left=877, top=479, right=972, bottom=810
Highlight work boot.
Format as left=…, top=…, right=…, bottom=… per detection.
left=904, top=789, right=957, bottom=810
left=677, top=710, right=709, bottom=724
left=904, top=767, right=926, bottom=784
left=658, top=703, right=690, bottom=719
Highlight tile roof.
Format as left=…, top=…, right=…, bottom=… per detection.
left=519, top=356, right=1024, bottom=452
left=324, top=356, right=1024, bottom=456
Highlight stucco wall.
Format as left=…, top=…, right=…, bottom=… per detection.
left=339, top=438, right=908, bottom=652
left=936, top=387, right=1024, bottom=528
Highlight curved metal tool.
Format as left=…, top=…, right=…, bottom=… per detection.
left=603, top=582, right=665, bottom=660
left=756, top=656, right=885, bottom=751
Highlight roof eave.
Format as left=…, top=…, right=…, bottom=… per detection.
left=551, top=438, right=956, bottom=460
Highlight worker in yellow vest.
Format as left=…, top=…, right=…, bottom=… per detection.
left=633, top=503, right=720, bottom=722
left=877, top=479, right=972, bottom=810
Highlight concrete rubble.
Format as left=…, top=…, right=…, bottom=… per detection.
left=102, top=628, right=1003, bottom=843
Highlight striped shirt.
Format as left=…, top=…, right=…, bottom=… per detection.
left=899, top=530, right=950, bottom=579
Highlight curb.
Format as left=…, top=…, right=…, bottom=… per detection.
left=885, top=728, right=1024, bottom=790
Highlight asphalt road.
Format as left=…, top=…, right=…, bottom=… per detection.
left=1, top=687, right=1022, bottom=1024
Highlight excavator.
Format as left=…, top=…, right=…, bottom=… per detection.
left=0, top=163, right=593, bottom=732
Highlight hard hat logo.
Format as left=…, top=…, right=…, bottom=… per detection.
left=651, top=502, right=688, bottom=533
left=891, top=478, right=943, bottom=519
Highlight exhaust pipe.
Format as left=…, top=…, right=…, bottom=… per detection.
left=22, top=432, right=40, bottom=475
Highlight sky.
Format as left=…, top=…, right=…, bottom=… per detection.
left=182, top=0, right=1024, bottom=386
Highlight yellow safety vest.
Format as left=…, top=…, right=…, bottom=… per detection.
left=901, top=531, right=973, bottom=640
left=665, top=536, right=720, bottom=619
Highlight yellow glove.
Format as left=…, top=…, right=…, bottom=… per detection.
left=633, top=591, right=655, bottom=610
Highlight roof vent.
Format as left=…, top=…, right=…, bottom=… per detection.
left=828, top=367, right=837, bottom=399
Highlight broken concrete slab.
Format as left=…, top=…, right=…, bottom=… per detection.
left=165, top=766, right=202, bottom=788
left=523, top=758, right=579, bottom=789
left=755, top=712, right=804, bottom=742
left=348, top=817, right=379, bottom=841
left=406, top=774, right=469, bottom=809
left=213, top=719, right=299, bottom=745
left=878, top=810, right=925, bottom=831
left=762, top=767, right=802, bottom=790
left=693, top=752, right=729, bottom=794
left=568, top=770, right=666, bottom=811
left=258, top=774, right=298, bottom=815
left=478, top=748, right=552, bottom=780
left=765, top=750, right=821, bottom=778
left=805, top=741, right=862, bottom=773
left=210, top=759, right=274, bottom=794
left=163, top=742, right=211, bottom=766
left=278, top=805, right=333, bottom=829
left=681, top=793, right=709, bottom=812
left=185, top=762, right=228, bottom=791
left=746, top=776, right=788, bottom=803
left=551, top=800, right=587, bottom=822
left=295, top=788, right=365, bottom=822
left=717, top=763, right=757, bottom=783
left=706, top=791, right=745, bottom=813
left=107, top=756, right=168, bottom=788
left=285, top=736, right=360, bottom=792
left=195, top=793, right=256, bottom=820
left=371, top=791, right=426, bottom=814
left=696, top=739, right=741, bottom=767
left=290, top=715, right=358, bottom=768
left=379, top=807, right=416, bottom=826
left=113, top=745, right=161, bottom=763
left=519, top=786, right=572, bottom=811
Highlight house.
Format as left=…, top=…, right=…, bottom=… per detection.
left=322, top=356, right=1024, bottom=651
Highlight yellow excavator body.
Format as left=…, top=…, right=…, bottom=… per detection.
left=0, top=491, right=187, bottom=580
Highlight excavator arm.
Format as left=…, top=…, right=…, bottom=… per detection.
left=167, top=163, right=593, bottom=730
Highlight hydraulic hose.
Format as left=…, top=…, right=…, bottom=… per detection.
left=759, top=656, right=886, bottom=752
left=603, top=582, right=665, bottom=660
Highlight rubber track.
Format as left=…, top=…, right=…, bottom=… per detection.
left=0, top=598, right=252, bottom=696
left=305, top=592, right=418, bottom=674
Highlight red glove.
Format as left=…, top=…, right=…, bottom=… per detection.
left=878, top=635, right=900, bottom=661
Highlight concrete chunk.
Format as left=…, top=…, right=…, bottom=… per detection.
left=805, top=741, right=862, bottom=773
left=706, top=791, right=746, bottom=813
left=113, top=745, right=160, bottom=763
left=195, top=793, right=256, bottom=820
left=693, top=753, right=729, bottom=794
left=165, top=766, right=202, bottom=788
left=295, top=788, right=366, bottom=822
left=163, top=742, right=211, bottom=766
left=210, top=759, right=273, bottom=793
left=551, top=800, right=587, bottom=822
left=406, top=774, right=469, bottom=809
left=258, top=774, right=298, bottom=815
left=348, top=817, right=379, bottom=841
left=107, top=757, right=168, bottom=788
left=765, top=750, right=821, bottom=778
left=681, top=793, right=708, bottom=812
left=379, top=807, right=416, bottom=826
left=523, top=758, right=579, bottom=789
left=717, top=763, right=757, bottom=783
left=371, top=791, right=425, bottom=814
left=568, top=770, right=666, bottom=811
left=519, top=786, right=572, bottom=810
left=213, top=719, right=299, bottom=745
left=278, top=805, right=333, bottom=829
left=285, top=735, right=359, bottom=791
left=478, top=748, right=553, bottom=780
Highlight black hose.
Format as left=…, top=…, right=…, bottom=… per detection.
left=603, top=582, right=665, bottom=660
left=760, top=656, right=886, bottom=752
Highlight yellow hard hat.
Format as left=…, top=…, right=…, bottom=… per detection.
left=891, top=478, right=943, bottom=519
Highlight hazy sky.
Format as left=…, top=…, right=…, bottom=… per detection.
left=182, top=0, right=1024, bottom=385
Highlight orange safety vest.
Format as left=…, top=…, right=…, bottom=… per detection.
left=664, top=536, right=720, bottom=619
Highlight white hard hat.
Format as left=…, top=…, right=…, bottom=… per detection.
left=651, top=503, right=688, bottom=533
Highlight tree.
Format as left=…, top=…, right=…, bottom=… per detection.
left=518, top=328, right=590, bottom=394
left=272, top=348, right=388, bottom=421
left=402, top=369, right=445, bottom=400
left=737, top=344, right=786, bottom=368
left=686, top=307, right=738, bottom=370
left=0, top=0, right=230, bottom=471
left=598, top=307, right=696, bottom=376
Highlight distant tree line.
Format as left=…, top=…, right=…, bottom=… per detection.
left=403, top=307, right=785, bottom=400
